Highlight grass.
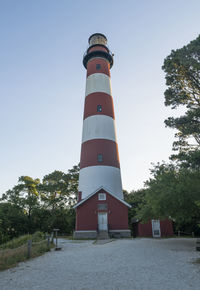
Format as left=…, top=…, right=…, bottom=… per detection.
left=0, top=231, right=44, bottom=250
left=58, top=235, right=74, bottom=240
left=60, top=235, right=96, bottom=241
left=0, top=232, right=54, bottom=271
left=193, top=257, right=200, bottom=265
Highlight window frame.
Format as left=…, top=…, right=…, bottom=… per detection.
left=97, top=104, right=102, bottom=112
left=98, top=193, right=106, bottom=201
left=97, top=153, right=103, bottom=163
left=96, top=63, right=101, bottom=70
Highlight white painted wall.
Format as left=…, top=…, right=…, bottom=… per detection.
left=85, top=73, right=112, bottom=97
left=82, top=115, right=116, bottom=143
left=78, top=166, right=123, bottom=199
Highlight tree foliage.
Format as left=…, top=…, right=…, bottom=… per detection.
left=162, top=34, right=200, bottom=152
left=0, top=165, right=79, bottom=243
left=0, top=203, right=27, bottom=244
left=124, top=189, right=146, bottom=225
left=1, top=176, right=40, bottom=233
left=138, top=163, right=200, bottom=230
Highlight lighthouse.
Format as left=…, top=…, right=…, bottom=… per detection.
left=73, top=33, right=131, bottom=239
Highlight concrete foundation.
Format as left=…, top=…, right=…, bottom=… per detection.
left=73, top=231, right=97, bottom=239
left=109, top=230, right=131, bottom=238
left=73, top=229, right=131, bottom=239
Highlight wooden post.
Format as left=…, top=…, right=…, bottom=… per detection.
left=47, top=236, right=50, bottom=250
left=196, top=239, right=200, bottom=251
left=27, top=240, right=32, bottom=258
left=50, top=232, right=54, bottom=243
left=56, top=230, right=58, bottom=248
left=178, top=230, right=180, bottom=237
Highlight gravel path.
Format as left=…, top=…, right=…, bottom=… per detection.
left=0, top=238, right=200, bottom=290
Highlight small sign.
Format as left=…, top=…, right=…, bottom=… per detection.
left=98, top=204, right=108, bottom=210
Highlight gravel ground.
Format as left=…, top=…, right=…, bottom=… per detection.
left=0, top=238, right=200, bottom=290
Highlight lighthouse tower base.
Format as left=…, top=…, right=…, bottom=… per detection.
left=73, top=188, right=131, bottom=239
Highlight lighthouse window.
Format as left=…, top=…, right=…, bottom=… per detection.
left=98, top=193, right=106, bottom=200
left=97, top=105, right=102, bottom=112
left=97, top=154, right=103, bottom=162
left=96, top=64, right=101, bottom=70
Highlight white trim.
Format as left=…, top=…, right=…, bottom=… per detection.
left=82, top=115, right=116, bottom=143
left=98, top=193, right=106, bottom=200
left=85, top=73, right=112, bottom=97
left=74, top=185, right=131, bottom=209
left=78, top=166, right=123, bottom=199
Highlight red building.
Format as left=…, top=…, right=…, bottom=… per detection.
left=73, top=33, right=131, bottom=239
left=132, top=219, right=174, bottom=238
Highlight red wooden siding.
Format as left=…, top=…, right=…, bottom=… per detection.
left=75, top=189, right=129, bottom=231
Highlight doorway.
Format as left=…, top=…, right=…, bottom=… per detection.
left=151, top=220, right=161, bottom=237
left=98, top=212, right=108, bottom=231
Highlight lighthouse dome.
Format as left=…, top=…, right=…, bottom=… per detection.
left=88, top=33, right=107, bottom=46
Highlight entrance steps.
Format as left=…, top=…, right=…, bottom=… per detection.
left=97, top=230, right=110, bottom=240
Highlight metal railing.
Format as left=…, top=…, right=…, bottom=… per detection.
left=83, top=48, right=113, bottom=60
left=176, top=230, right=195, bottom=237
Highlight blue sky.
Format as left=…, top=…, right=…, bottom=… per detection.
left=0, top=0, right=200, bottom=195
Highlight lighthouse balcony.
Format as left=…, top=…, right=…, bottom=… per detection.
left=83, top=47, right=114, bottom=69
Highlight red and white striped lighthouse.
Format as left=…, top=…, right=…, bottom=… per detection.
left=74, top=33, right=131, bottom=239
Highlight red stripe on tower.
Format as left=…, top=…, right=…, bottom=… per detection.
left=84, top=92, right=115, bottom=119
left=80, top=139, right=120, bottom=169
left=87, top=58, right=110, bottom=77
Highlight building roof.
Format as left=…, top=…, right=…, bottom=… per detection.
left=73, top=186, right=132, bottom=209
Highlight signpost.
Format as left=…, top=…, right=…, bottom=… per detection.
left=53, top=229, right=62, bottom=251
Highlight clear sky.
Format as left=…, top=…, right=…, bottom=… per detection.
left=0, top=0, right=200, bottom=195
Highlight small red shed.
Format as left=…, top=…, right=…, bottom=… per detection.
left=131, top=219, right=173, bottom=238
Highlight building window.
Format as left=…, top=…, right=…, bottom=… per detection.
left=96, top=64, right=101, bottom=70
left=97, top=105, right=102, bottom=112
left=97, top=154, right=103, bottom=163
left=98, top=193, right=106, bottom=200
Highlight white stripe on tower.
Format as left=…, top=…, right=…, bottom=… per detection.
left=85, top=73, right=112, bottom=97
left=82, top=115, right=116, bottom=143
left=78, top=166, right=123, bottom=199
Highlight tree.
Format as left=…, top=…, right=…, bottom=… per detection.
left=162, top=35, right=200, bottom=153
left=137, top=162, right=200, bottom=234
left=0, top=203, right=28, bottom=244
left=39, top=171, right=70, bottom=211
left=67, top=165, right=79, bottom=206
left=124, top=189, right=146, bottom=226
left=39, top=165, right=79, bottom=210
left=0, top=165, right=79, bottom=239
left=1, top=176, right=40, bottom=233
left=38, top=165, right=79, bottom=232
